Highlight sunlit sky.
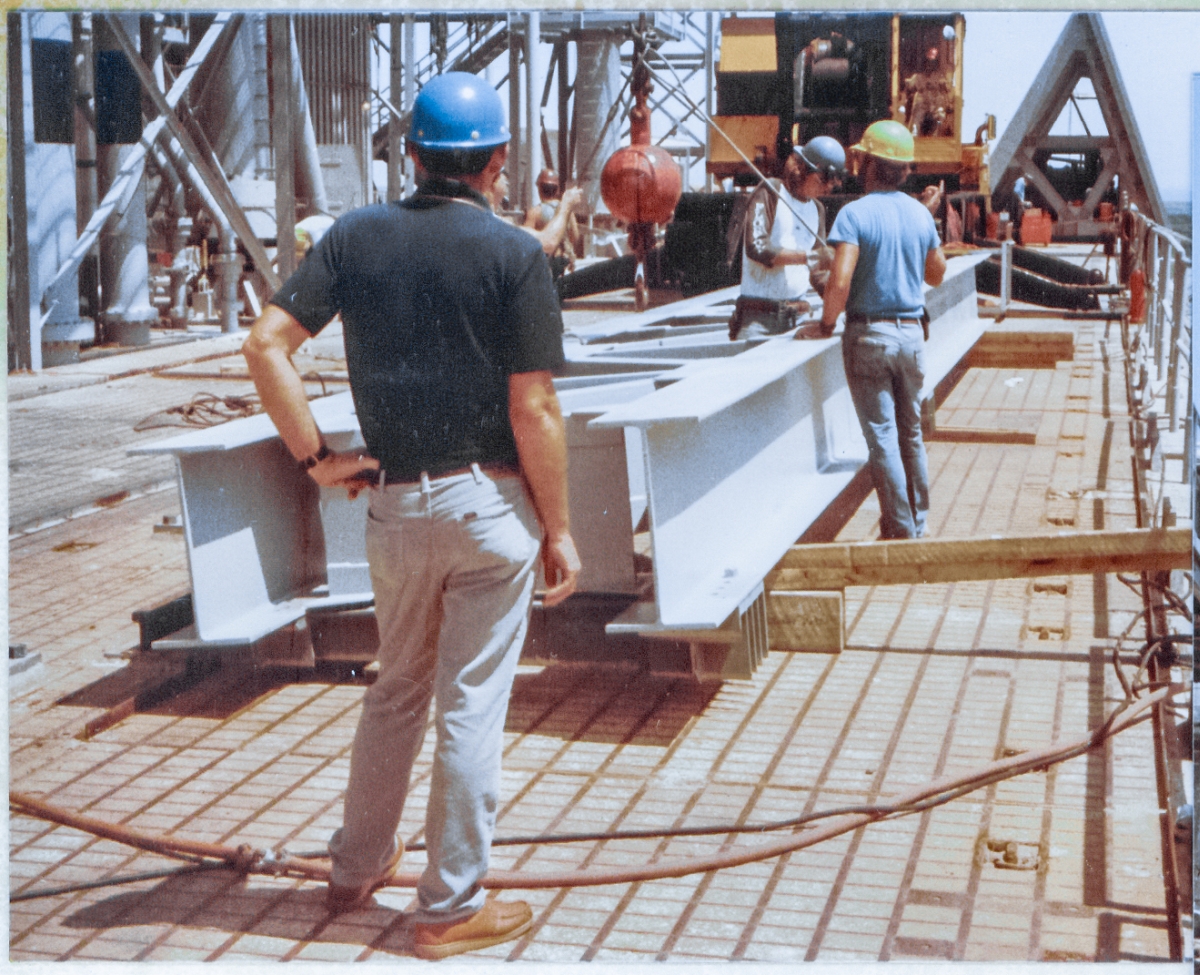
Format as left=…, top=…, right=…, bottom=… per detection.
left=962, top=11, right=1199, bottom=206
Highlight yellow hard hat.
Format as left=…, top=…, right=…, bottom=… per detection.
left=852, top=120, right=915, bottom=164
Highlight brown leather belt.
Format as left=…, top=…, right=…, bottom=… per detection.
left=737, top=296, right=810, bottom=314
left=846, top=314, right=922, bottom=326
left=377, top=461, right=520, bottom=488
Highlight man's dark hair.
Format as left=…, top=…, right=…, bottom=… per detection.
left=868, top=155, right=910, bottom=189
left=413, top=145, right=497, bottom=177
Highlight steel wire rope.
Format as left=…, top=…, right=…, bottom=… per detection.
left=9, top=682, right=1176, bottom=897
left=133, top=392, right=262, bottom=432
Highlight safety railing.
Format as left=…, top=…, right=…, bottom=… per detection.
left=1123, top=209, right=1191, bottom=436
left=1121, top=209, right=1192, bottom=504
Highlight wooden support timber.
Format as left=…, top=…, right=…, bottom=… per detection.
left=765, top=527, right=1188, bottom=591
left=964, top=331, right=1075, bottom=369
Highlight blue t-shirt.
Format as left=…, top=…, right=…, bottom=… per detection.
left=828, top=191, right=940, bottom=318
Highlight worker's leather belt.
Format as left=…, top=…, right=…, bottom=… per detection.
left=738, top=296, right=810, bottom=315
left=846, top=313, right=922, bottom=326
left=729, top=296, right=811, bottom=340
left=375, top=461, right=520, bottom=488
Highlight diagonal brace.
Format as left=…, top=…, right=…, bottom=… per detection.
left=101, top=14, right=281, bottom=295
left=39, top=13, right=243, bottom=312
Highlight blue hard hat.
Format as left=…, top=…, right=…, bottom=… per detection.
left=410, top=72, right=509, bottom=151
left=794, top=136, right=846, bottom=178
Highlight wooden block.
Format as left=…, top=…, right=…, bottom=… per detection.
left=927, top=427, right=1037, bottom=445
left=966, top=330, right=1075, bottom=368
left=767, top=590, right=843, bottom=653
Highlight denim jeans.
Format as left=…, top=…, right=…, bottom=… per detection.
left=842, top=319, right=930, bottom=539
left=328, top=466, right=540, bottom=923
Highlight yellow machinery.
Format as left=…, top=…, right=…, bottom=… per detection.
left=708, top=13, right=992, bottom=196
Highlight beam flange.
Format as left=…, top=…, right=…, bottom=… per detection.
left=766, top=528, right=1189, bottom=591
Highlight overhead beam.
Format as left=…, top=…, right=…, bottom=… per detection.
left=1038, top=135, right=1113, bottom=153
left=765, top=528, right=1189, bottom=591
left=102, top=14, right=281, bottom=294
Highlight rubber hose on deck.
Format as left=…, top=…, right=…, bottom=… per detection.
left=1010, top=245, right=1106, bottom=286
left=976, top=258, right=1101, bottom=311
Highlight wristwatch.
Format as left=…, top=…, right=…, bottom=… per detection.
left=301, top=443, right=333, bottom=470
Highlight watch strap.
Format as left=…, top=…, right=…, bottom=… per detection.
left=301, top=443, right=332, bottom=470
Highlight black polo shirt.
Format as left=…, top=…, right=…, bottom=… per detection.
left=270, top=177, right=565, bottom=479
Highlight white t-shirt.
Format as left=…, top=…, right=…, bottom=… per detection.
left=741, top=183, right=818, bottom=301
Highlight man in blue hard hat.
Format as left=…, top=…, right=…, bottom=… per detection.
left=796, top=119, right=947, bottom=540
left=242, top=72, right=580, bottom=959
left=729, top=136, right=845, bottom=341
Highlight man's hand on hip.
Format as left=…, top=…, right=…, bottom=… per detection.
left=540, top=531, right=581, bottom=607
left=795, top=320, right=836, bottom=340
left=308, top=451, right=381, bottom=501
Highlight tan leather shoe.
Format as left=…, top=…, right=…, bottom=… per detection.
left=325, top=841, right=404, bottom=914
left=411, top=899, right=533, bottom=960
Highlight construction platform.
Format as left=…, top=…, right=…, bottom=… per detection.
left=8, top=262, right=1193, bottom=965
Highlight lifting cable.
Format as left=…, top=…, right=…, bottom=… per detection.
left=10, top=682, right=1177, bottom=900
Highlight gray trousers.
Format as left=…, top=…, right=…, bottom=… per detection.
left=329, top=466, right=540, bottom=923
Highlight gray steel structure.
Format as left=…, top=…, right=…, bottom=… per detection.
left=9, top=11, right=712, bottom=370
left=131, top=256, right=987, bottom=680
left=9, top=12, right=96, bottom=369
left=988, top=12, right=1166, bottom=238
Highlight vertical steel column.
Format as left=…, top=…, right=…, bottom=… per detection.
left=524, top=11, right=542, bottom=211
left=403, top=15, right=415, bottom=197
left=72, top=13, right=99, bottom=323
left=95, top=13, right=157, bottom=347
left=8, top=12, right=34, bottom=370
left=387, top=14, right=403, bottom=202
left=290, top=25, right=327, bottom=216
left=271, top=14, right=296, bottom=283
left=572, top=30, right=621, bottom=213
left=360, top=100, right=371, bottom=206
left=704, top=12, right=715, bottom=192
left=556, top=40, right=569, bottom=181
left=27, top=12, right=96, bottom=364
left=508, top=16, right=522, bottom=208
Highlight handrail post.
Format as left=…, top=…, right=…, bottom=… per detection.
left=1154, top=232, right=1170, bottom=377
left=999, top=238, right=1013, bottom=316
left=1166, top=249, right=1187, bottom=432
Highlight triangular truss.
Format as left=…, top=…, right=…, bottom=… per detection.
left=989, top=12, right=1166, bottom=238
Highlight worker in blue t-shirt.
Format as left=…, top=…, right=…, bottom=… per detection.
left=796, top=120, right=947, bottom=539
left=243, top=73, right=580, bottom=959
